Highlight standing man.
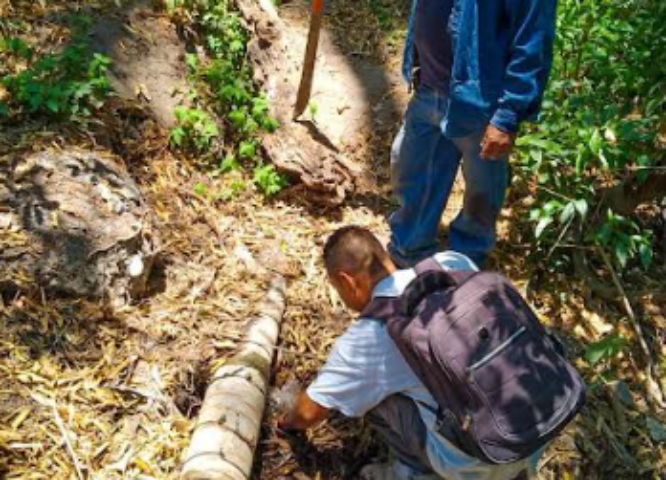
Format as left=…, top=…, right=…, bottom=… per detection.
left=389, top=0, right=558, bottom=267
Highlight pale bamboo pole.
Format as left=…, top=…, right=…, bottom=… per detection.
left=181, top=275, right=286, bottom=480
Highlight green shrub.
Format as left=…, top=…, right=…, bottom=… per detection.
left=516, top=0, right=665, bottom=271
left=170, top=106, right=220, bottom=152
left=167, top=0, right=285, bottom=196
left=0, top=29, right=111, bottom=119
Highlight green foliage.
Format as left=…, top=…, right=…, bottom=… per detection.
left=516, top=0, right=665, bottom=271
left=0, top=27, right=111, bottom=119
left=170, top=106, right=220, bottom=152
left=253, top=163, right=288, bottom=197
left=584, top=333, right=626, bottom=387
left=219, top=155, right=240, bottom=173
left=193, top=181, right=208, bottom=196
left=307, top=101, right=319, bottom=119
left=584, top=333, right=625, bottom=366
left=167, top=0, right=284, bottom=196
left=589, top=211, right=653, bottom=269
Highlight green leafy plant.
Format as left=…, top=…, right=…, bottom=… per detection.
left=217, top=178, right=246, bottom=201
left=170, top=106, right=220, bottom=153
left=516, top=0, right=665, bottom=272
left=307, top=101, right=319, bottom=122
left=590, top=211, right=653, bottom=269
left=0, top=29, right=111, bottom=119
left=253, top=163, right=288, bottom=196
left=193, top=181, right=208, bottom=196
left=219, top=155, right=240, bottom=173
left=167, top=0, right=285, bottom=196
left=585, top=333, right=626, bottom=366
left=584, top=333, right=626, bottom=387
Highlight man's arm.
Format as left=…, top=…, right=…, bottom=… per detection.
left=482, top=0, right=558, bottom=159
left=278, top=390, right=330, bottom=431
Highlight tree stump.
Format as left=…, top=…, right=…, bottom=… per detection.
left=0, top=148, right=157, bottom=306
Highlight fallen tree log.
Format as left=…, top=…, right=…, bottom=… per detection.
left=181, top=274, right=287, bottom=480
left=235, top=0, right=353, bottom=206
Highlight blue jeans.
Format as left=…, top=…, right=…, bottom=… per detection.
left=388, top=86, right=510, bottom=267
left=367, top=394, right=434, bottom=478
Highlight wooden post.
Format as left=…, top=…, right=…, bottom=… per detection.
left=181, top=275, right=287, bottom=480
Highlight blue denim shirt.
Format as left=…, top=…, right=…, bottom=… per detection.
left=403, top=0, right=558, bottom=136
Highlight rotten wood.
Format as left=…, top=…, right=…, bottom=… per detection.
left=235, top=0, right=353, bottom=206
left=0, top=148, right=158, bottom=307
left=181, top=275, right=287, bottom=480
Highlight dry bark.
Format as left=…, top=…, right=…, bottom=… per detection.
left=236, top=0, right=353, bottom=206
left=181, top=275, right=286, bottom=480
left=0, top=148, right=157, bottom=306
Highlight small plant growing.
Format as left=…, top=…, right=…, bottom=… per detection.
left=253, top=163, right=288, bottom=196
left=170, top=106, right=220, bottom=153
left=307, top=101, right=319, bottom=122
left=0, top=28, right=111, bottom=119
left=167, top=0, right=285, bottom=196
left=584, top=333, right=626, bottom=387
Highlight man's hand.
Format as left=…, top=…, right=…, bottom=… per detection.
left=278, top=391, right=330, bottom=432
left=480, top=124, right=516, bottom=160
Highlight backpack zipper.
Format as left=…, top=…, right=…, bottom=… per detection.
left=467, top=325, right=527, bottom=374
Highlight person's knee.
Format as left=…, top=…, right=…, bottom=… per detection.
left=465, top=193, right=500, bottom=228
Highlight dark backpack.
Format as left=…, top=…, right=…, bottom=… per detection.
left=362, top=257, right=586, bottom=465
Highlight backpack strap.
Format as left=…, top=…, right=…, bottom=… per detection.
left=361, top=296, right=401, bottom=322
left=403, top=258, right=476, bottom=316
left=363, top=257, right=477, bottom=320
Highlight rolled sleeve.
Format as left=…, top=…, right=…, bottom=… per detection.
left=490, top=107, right=520, bottom=134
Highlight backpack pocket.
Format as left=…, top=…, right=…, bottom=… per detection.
left=467, top=325, right=575, bottom=439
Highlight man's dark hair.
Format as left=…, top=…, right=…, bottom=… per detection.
left=323, top=226, right=390, bottom=277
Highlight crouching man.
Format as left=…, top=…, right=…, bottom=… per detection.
left=278, top=226, right=569, bottom=480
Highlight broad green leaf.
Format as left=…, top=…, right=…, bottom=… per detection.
left=169, top=127, right=184, bottom=146
left=574, top=199, right=588, bottom=217
left=559, top=202, right=576, bottom=223
left=589, top=129, right=603, bottom=156
left=639, top=243, right=652, bottom=270
left=584, top=334, right=624, bottom=366
left=614, top=243, right=629, bottom=268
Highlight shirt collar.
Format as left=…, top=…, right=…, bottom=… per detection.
left=372, top=268, right=416, bottom=299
